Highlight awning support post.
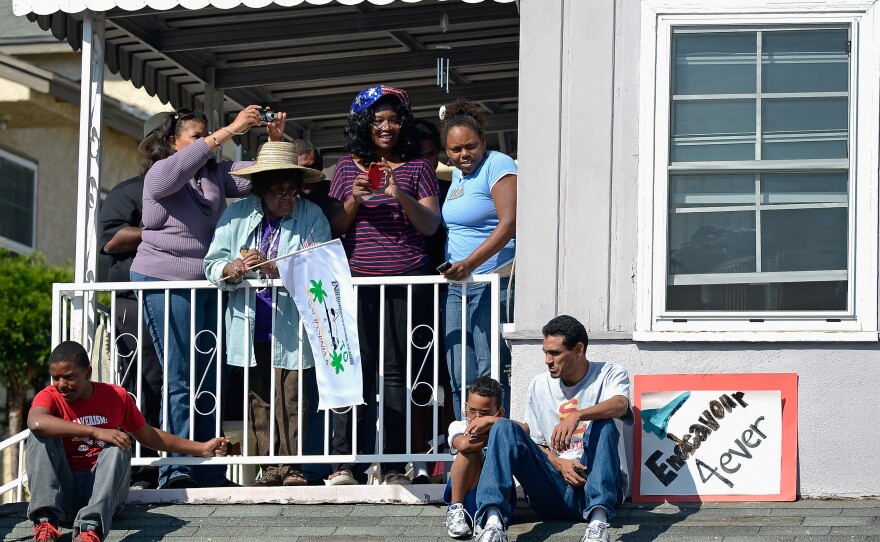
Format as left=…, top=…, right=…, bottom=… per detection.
left=71, top=10, right=105, bottom=349
left=205, top=67, right=225, bottom=157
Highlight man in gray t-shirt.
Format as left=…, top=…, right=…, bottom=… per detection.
left=471, top=315, right=633, bottom=542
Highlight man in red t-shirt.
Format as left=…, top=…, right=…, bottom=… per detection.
left=26, top=341, right=229, bottom=542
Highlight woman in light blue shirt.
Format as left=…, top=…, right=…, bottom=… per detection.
left=204, top=142, right=330, bottom=487
left=439, top=98, right=517, bottom=418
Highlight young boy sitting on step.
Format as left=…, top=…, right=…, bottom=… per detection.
left=444, top=377, right=521, bottom=539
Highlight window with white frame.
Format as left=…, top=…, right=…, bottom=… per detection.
left=638, top=3, right=879, bottom=338
left=0, top=149, right=37, bottom=253
left=668, top=27, right=849, bottom=312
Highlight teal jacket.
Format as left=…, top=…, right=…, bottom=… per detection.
left=204, top=195, right=331, bottom=370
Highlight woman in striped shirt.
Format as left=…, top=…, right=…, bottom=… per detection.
left=327, top=85, right=441, bottom=486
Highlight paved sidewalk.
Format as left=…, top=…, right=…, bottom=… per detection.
left=0, top=498, right=877, bottom=541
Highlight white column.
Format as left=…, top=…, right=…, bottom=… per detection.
left=514, top=0, right=563, bottom=332
left=205, top=67, right=225, bottom=156
left=72, top=10, right=105, bottom=347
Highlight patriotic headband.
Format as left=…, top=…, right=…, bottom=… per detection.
left=350, top=85, right=411, bottom=115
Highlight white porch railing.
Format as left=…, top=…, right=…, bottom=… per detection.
left=0, top=274, right=502, bottom=501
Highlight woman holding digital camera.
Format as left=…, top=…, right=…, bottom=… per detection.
left=439, top=98, right=517, bottom=420
left=131, top=105, right=285, bottom=489
left=326, top=85, right=440, bottom=486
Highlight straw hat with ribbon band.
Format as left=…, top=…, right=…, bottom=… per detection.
left=233, top=141, right=325, bottom=183
left=350, top=85, right=411, bottom=115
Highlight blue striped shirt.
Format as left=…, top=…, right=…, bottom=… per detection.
left=330, top=155, right=439, bottom=275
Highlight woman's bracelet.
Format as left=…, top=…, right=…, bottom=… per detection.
left=210, top=133, right=222, bottom=151
left=222, top=126, right=247, bottom=136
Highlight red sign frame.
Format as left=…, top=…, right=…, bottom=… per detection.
left=632, top=373, right=797, bottom=502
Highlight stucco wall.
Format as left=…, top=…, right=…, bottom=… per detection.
left=0, top=124, right=142, bottom=267
left=509, top=340, right=880, bottom=497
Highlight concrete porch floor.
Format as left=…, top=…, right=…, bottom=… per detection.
left=0, top=494, right=877, bottom=541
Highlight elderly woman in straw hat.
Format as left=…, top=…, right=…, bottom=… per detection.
left=204, top=141, right=330, bottom=487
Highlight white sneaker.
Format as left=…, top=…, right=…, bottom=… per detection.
left=581, top=521, right=611, bottom=542
left=475, top=524, right=509, bottom=542
left=445, top=503, right=472, bottom=539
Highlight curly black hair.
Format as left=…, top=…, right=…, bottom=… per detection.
left=250, top=169, right=305, bottom=200
left=343, top=95, right=420, bottom=163
left=440, top=98, right=488, bottom=145
left=467, top=376, right=503, bottom=411
left=542, top=315, right=590, bottom=351
left=140, top=110, right=212, bottom=180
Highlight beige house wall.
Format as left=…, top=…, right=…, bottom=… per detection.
left=0, top=92, right=143, bottom=267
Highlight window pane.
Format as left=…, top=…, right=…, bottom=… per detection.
left=763, top=30, right=849, bottom=93
left=668, top=211, right=756, bottom=275
left=762, top=172, right=847, bottom=204
left=671, top=142, right=757, bottom=162
left=761, top=208, right=848, bottom=272
left=674, top=100, right=757, bottom=137
left=664, top=27, right=851, bottom=316
left=667, top=281, right=846, bottom=311
left=762, top=97, right=848, bottom=160
left=762, top=138, right=849, bottom=160
left=671, top=100, right=756, bottom=162
left=0, top=156, right=35, bottom=248
left=673, top=33, right=756, bottom=95
left=671, top=174, right=756, bottom=207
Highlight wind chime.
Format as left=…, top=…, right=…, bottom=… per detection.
left=436, top=11, right=450, bottom=93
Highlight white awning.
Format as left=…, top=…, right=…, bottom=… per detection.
left=13, top=0, right=512, bottom=17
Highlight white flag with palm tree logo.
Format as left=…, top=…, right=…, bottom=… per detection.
left=277, top=239, right=364, bottom=410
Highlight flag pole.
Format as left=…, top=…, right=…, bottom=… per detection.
left=212, top=239, right=336, bottom=284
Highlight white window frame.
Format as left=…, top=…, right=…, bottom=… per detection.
left=636, top=0, right=880, bottom=341
left=0, top=148, right=37, bottom=254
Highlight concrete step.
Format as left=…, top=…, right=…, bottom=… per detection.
left=2, top=497, right=877, bottom=541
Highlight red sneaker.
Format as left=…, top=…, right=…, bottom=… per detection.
left=32, top=518, right=61, bottom=542
left=73, top=522, right=101, bottom=542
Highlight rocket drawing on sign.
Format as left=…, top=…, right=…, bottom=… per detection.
left=640, top=391, right=691, bottom=440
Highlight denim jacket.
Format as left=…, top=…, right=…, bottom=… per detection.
left=204, top=195, right=331, bottom=370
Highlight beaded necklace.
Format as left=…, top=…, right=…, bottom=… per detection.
left=257, top=215, right=283, bottom=279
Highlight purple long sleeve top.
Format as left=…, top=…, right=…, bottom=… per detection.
left=131, top=138, right=253, bottom=280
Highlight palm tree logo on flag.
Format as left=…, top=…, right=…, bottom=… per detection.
left=279, top=239, right=364, bottom=409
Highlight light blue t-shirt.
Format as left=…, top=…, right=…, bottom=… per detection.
left=442, top=151, right=517, bottom=274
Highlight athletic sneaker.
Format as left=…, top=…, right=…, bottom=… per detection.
left=31, top=518, right=60, bottom=542
left=73, top=521, right=101, bottom=542
left=445, top=503, right=472, bottom=539
left=581, top=521, right=611, bottom=542
left=475, top=524, right=509, bottom=542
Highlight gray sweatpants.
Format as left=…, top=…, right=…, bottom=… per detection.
left=26, top=433, right=131, bottom=540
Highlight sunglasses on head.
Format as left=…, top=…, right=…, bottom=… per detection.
left=173, top=108, right=207, bottom=123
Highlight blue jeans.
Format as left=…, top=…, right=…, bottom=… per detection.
left=130, top=272, right=227, bottom=487
left=475, top=418, right=624, bottom=528
left=444, top=276, right=513, bottom=418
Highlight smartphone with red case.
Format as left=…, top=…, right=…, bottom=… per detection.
left=367, top=162, right=384, bottom=191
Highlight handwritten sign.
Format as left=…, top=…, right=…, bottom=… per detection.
left=633, top=374, right=797, bottom=502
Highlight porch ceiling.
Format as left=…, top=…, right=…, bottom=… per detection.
left=21, top=0, right=520, bottom=159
